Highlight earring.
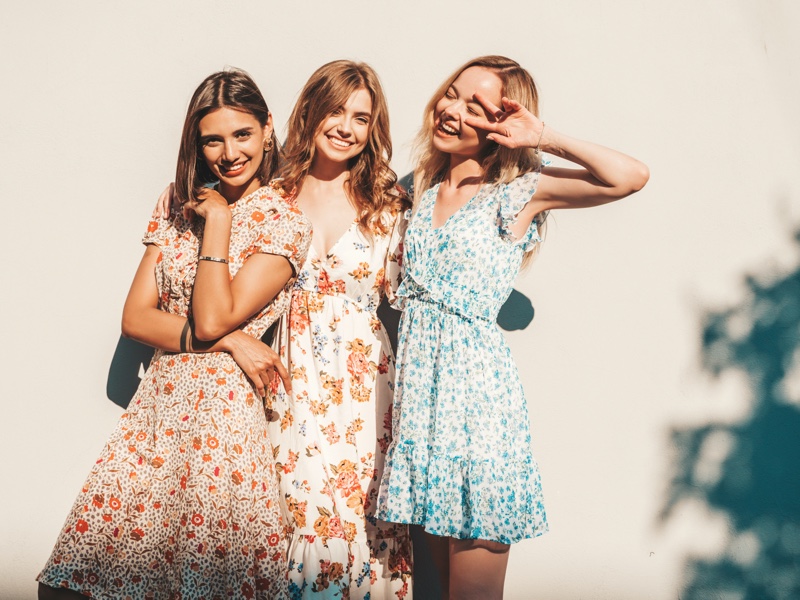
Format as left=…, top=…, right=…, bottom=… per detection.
left=263, top=138, right=274, bottom=152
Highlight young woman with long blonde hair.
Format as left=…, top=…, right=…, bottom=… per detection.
left=377, top=55, right=649, bottom=599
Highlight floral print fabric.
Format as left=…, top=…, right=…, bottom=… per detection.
left=266, top=207, right=412, bottom=599
left=377, top=171, right=549, bottom=545
left=37, top=186, right=312, bottom=599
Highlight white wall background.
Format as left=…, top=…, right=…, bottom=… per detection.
left=2, top=1, right=799, bottom=598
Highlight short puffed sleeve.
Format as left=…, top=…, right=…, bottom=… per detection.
left=141, top=215, right=177, bottom=247
left=382, top=209, right=409, bottom=307
left=497, top=168, right=543, bottom=251
left=252, top=200, right=312, bottom=276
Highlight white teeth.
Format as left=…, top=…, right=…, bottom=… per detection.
left=329, top=137, right=353, bottom=148
left=441, top=122, right=458, bottom=135
left=225, top=163, right=244, bottom=172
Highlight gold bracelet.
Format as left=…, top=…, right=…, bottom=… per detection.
left=198, top=255, right=228, bottom=264
left=534, top=122, right=546, bottom=155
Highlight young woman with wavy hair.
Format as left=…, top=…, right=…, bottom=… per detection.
left=377, top=55, right=649, bottom=599
left=267, top=59, right=413, bottom=599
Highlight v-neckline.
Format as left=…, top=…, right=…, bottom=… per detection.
left=310, top=219, right=358, bottom=258
left=429, top=183, right=482, bottom=231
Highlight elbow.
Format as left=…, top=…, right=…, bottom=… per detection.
left=628, top=162, right=650, bottom=194
left=121, top=312, right=139, bottom=340
left=192, top=319, right=226, bottom=342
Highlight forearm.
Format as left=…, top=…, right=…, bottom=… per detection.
left=541, top=128, right=649, bottom=195
left=192, top=210, right=236, bottom=339
left=121, top=305, right=229, bottom=354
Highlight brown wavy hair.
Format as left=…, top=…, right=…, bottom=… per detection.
left=175, top=68, right=281, bottom=203
left=414, top=55, right=547, bottom=261
left=278, top=60, right=407, bottom=234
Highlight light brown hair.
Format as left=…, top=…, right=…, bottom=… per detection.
left=278, top=60, right=407, bottom=235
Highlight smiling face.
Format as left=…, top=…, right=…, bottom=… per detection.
left=432, top=66, right=503, bottom=159
left=198, top=106, right=272, bottom=200
left=312, top=87, right=373, bottom=168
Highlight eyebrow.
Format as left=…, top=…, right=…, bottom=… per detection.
left=198, top=126, right=255, bottom=142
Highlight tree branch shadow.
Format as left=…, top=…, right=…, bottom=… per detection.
left=663, top=229, right=800, bottom=599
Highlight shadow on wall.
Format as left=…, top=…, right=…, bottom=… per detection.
left=663, top=229, right=800, bottom=599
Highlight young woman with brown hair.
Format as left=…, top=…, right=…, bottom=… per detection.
left=37, top=69, right=311, bottom=600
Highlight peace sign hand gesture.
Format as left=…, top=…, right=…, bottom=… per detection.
left=465, top=93, right=546, bottom=151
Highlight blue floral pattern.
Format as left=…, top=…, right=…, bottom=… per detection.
left=377, top=171, right=549, bottom=544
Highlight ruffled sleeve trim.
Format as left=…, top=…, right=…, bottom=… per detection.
left=497, top=169, right=543, bottom=251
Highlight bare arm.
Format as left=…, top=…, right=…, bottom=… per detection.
left=183, top=188, right=294, bottom=342
left=465, top=94, right=649, bottom=235
left=121, top=244, right=290, bottom=395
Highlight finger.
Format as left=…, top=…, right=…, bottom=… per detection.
left=501, top=97, right=524, bottom=112
left=464, top=116, right=500, bottom=133
left=274, top=360, right=292, bottom=393
left=473, top=92, right=503, bottom=119
left=258, top=369, right=271, bottom=398
left=239, top=358, right=265, bottom=398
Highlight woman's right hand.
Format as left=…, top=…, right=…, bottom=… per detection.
left=152, top=183, right=176, bottom=219
left=221, top=329, right=291, bottom=397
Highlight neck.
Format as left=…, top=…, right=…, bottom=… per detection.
left=217, top=178, right=261, bottom=204
left=443, top=153, right=484, bottom=188
left=309, top=155, right=350, bottom=184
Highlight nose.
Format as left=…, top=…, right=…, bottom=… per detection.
left=442, top=99, right=463, bottom=119
left=222, top=138, right=240, bottom=162
left=335, top=115, right=352, bottom=137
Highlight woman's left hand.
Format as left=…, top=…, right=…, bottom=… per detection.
left=465, top=93, right=547, bottom=150
left=183, top=188, right=230, bottom=221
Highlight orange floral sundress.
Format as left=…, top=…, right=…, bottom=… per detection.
left=267, top=205, right=413, bottom=599
left=37, top=186, right=312, bottom=600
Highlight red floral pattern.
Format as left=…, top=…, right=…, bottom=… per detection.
left=37, top=187, right=312, bottom=599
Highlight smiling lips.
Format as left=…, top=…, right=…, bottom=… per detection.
left=437, top=118, right=459, bottom=137
left=327, top=135, right=354, bottom=149
left=220, top=161, right=247, bottom=175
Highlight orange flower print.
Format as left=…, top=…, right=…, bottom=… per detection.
left=231, top=471, right=244, bottom=485
left=251, top=210, right=265, bottom=222
left=206, top=436, right=219, bottom=449
left=348, top=261, right=372, bottom=281
left=345, top=418, right=364, bottom=446
left=147, top=221, right=158, bottom=233
left=346, top=339, right=374, bottom=385
left=335, top=469, right=361, bottom=497
left=317, top=269, right=346, bottom=295
left=92, top=494, right=104, bottom=509
left=191, top=513, right=204, bottom=526
left=267, top=533, right=281, bottom=547
left=75, top=519, right=89, bottom=534
left=108, top=496, right=121, bottom=511
left=320, top=372, right=344, bottom=405
left=321, top=422, right=340, bottom=445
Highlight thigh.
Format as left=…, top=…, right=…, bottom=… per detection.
left=449, top=538, right=511, bottom=600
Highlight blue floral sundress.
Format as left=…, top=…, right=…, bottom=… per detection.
left=377, top=171, right=549, bottom=544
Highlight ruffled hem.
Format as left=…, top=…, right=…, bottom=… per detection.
left=378, top=441, right=548, bottom=545
left=285, top=532, right=412, bottom=599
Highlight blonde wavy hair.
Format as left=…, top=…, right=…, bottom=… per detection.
left=277, top=60, right=408, bottom=235
left=413, top=55, right=547, bottom=261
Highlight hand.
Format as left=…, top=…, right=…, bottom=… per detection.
left=152, top=183, right=177, bottom=219
left=464, top=93, right=547, bottom=150
left=222, top=330, right=291, bottom=397
left=183, top=188, right=230, bottom=221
